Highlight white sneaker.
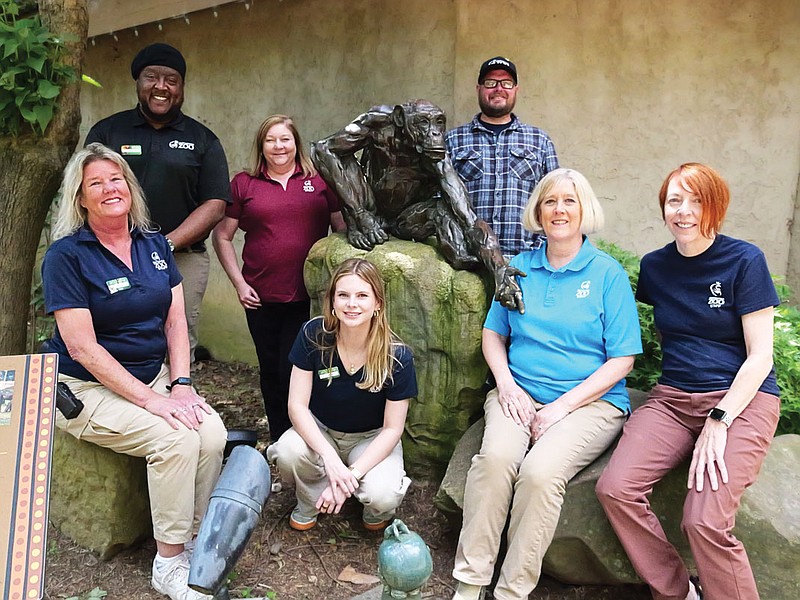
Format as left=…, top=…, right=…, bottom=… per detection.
left=452, top=582, right=485, bottom=600
left=151, top=552, right=212, bottom=600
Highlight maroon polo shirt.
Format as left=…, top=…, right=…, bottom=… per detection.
left=227, top=166, right=340, bottom=302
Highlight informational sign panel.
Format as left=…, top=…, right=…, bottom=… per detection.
left=0, top=354, right=58, bottom=600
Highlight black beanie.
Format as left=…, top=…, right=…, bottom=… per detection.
left=131, top=43, right=186, bottom=80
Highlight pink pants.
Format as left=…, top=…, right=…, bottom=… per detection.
left=596, top=384, right=779, bottom=600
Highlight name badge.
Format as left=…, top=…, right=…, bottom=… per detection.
left=106, top=277, right=131, bottom=294
left=318, top=367, right=340, bottom=381
left=121, top=144, right=142, bottom=156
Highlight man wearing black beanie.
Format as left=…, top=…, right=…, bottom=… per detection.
left=86, top=43, right=230, bottom=366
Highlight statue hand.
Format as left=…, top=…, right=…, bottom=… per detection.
left=495, top=265, right=526, bottom=314
left=348, top=211, right=388, bottom=250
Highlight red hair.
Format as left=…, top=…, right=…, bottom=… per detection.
left=658, top=163, right=730, bottom=238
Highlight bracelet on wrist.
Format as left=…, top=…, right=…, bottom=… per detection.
left=166, top=376, right=193, bottom=391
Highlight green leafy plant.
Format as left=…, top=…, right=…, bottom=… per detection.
left=597, top=240, right=800, bottom=436
left=772, top=281, right=800, bottom=435
left=0, top=0, right=76, bottom=134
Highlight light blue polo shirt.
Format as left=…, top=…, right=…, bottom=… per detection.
left=484, top=236, right=642, bottom=413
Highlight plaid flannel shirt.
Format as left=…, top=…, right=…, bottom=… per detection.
left=445, top=113, right=558, bottom=256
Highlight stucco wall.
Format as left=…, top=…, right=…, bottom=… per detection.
left=81, top=0, right=800, bottom=364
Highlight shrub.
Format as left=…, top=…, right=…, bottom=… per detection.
left=0, top=0, right=75, bottom=134
left=597, top=239, right=800, bottom=436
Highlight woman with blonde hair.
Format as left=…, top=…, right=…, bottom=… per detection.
left=268, top=258, right=416, bottom=531
left=213, top=114, right=345, bottom=440
left=43, top=143, right=226, bottom=600
left=452, top=168, right=642, bottom=600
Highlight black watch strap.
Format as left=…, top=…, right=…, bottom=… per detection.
left=166, top=376, right=193, bottom=391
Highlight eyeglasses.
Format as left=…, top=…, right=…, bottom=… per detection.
left=482, top=79, right=515, bottom=89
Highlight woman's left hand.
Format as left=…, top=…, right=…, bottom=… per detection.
left=316, top=484, right=348, bottom=514
left=530, top=401, right=569, bottom=442
left=688, top=420, right=729, bottom=492
left=168, top=385, right=212, bottom=430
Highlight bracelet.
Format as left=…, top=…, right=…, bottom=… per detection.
left=165, top=237, right=176, bottom=252
left=166, top=376, right=192, bottom=391
left=349, top=466, right=364, bottom=481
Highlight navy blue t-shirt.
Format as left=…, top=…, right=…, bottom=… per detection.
left=637, top=234, right=779, bottom=395
left=289, top=317, right=418, bottom=433
left=42, top=226, right=182, bottom=383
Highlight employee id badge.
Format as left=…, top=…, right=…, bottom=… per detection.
left=318, top=366, right=340, bottom=381
left=120, top=144, right=142, bottom=156
left=106, top=277, right=131, bottom=294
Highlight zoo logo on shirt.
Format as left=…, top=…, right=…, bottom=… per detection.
left=575, top=280, right=591, bottom=299
left=151, top=251, right=168, bottom=271
left=707, top=281, right=725, bottom=308
left=169, top=140, right=195, bottom=151
left=303, top=180, right=315, bottom=193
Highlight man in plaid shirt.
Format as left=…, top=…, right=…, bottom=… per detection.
left=446, top=56, right=559, bottom=257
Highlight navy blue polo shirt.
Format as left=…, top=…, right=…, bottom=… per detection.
left=289, top=318, right=418, bottom=433
left=42, top=226, right=182, bottom=383
left=85, top=108, right=231, bottom=250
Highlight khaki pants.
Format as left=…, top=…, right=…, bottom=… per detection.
left=173, top=251, right=210, bottom=361
left=56, top=365, right=227, bottom=545
left=268, top=425, right=411, bottom=522
left=596, top=385, right=780, bottom=600
left=453, top=388, right=625, bottom=600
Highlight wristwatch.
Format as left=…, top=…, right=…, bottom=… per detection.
left=708, top=407, right=734, bottom=427
left=167, top=376, right=193, bottom=391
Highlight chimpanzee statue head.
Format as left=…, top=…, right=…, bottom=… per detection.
left=392, top=100, right=447, bottom=161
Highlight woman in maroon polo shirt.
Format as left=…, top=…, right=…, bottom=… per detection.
left=213, top=115, right=346, bottom=440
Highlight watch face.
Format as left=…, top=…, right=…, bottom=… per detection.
left=708, top=408, right=726, bottom=420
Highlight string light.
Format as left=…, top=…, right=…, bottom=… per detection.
left=183, top=14, right=190, bottom=25
left=133, top=28, right=139, bottom=37
left=158, top=22, right=163, bottom=31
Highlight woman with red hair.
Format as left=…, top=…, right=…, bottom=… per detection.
left=597, top=163, right=781, bottom=600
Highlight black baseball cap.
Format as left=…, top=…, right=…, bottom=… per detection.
left=478, top=56, right=517, bottom=84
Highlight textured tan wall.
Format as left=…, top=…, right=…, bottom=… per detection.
left=452, top=0, right=800, bottom=267
left=81, top=0, right=800, bottom=363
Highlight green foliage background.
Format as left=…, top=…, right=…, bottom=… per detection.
left=0, top=0, right=75, bottom=134
left=597, top=240, right=800, bottom=436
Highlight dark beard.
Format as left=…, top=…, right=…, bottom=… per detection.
left=138, top=102, right=182, bottom=125
left=478, top=97, right=514, bottom=119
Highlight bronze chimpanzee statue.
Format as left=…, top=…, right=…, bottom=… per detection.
left=311, top=99, right=525, bottom=312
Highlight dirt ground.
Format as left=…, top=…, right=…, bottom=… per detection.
left=44, top=359, right=650, bottom=600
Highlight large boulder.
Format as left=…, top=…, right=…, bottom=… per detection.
left=435, top=390, right=800, bottom=599
left=304, top=234, right=492, bottom=477
left=50, top=429, right=152, bottom=559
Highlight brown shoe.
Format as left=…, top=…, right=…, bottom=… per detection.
left=289, top=507, right=317, bottom=531
left=362, top=517, right=392, bottom=532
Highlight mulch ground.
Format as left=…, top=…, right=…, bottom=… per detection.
left=44, top=359, right=649, bottom=600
